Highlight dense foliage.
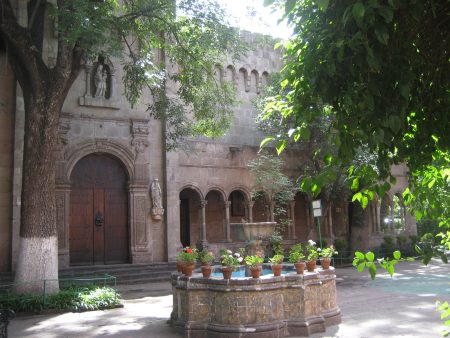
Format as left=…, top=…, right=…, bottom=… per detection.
left=0, top=285, right=120, bottom=313
left=261, top=0, right=449, bottom=249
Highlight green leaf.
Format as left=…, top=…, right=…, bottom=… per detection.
left=357, top=262, right=366, bottom=272
left=276, top=140, right=287, bottom=155
left=355, top=251, right=365, bottom=260
left=316, top=0, right=330, bottom=12
left=386, top=264, right=395, bottom=277
left=361, top=195, right=368, bottom=209
left=352, top=3, right=365, bottom=19
left=368, top=263, right=377, bottom=280
left=351, top=177, right=359, bottom=190
left=365, top=251, right=375, bottom=262
left=260, top=137, right=274, bottom=148
left=393, top=250, right=401, bottom=260
left=263, top=0, right=275, bottom=6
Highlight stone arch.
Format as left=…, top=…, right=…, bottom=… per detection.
left=179, top=185, right=203, bottom=247
left=205, top=188, right=226, bottom=243
left=226, top=65, right=237, bottom=87
left=250, top=69, right=259, bottom=93
left=205, top=186, right=227, bottom=202
left=180, top=184, right=204, bottom=200
left=61, top=139, right=135, bottom=184
left=227, top=186, right=251, bottom=203
left=261, top=71, right=269, bottom=87
left=238, top=67, right=250, bottom=92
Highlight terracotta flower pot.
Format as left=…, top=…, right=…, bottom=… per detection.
left=183, top=262, right=196, bottom=277
left=294, top=261, right=305, bottom=274
left=176, top=261, right=183, bottom=273
left=306, top=260, right=317, bottom=272
left=201, top=264, right=212, bottom=278
left=250, top=265, right=262, bottom=278
left=222, top=267, right=233, bottom=279
left=320, top=258, right=331, bottom=269
left=272, top=264, right=283, bottom=277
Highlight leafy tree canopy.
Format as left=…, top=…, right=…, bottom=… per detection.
left=260, top=0, right=449, bottom=220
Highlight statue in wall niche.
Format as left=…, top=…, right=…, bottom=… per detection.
left=151, top=178, right=164, bottom=220
left=94, top=64, right=107, bottom=98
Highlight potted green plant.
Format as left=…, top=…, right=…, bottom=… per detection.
left=306, top=240, right=319, bottom=272
left=269, top=254, right=284, bottom=276
left=221, top=250, right=242, bottom=279
left=178, top=247, right=198, bottom=277
left=244, top=255, right=264, bottom=278
left=197, top=249, right=215, bottom=277
left=319, top=245, right=338, bottom=269
left=288, top=244, right=306, bottom=274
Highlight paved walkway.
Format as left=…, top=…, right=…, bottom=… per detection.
left=8, top=259, right=450, bottom=338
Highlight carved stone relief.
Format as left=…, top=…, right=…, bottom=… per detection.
left=131, top=119, right=150, bottom=160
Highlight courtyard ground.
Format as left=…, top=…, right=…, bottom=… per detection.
left=7, top=259, right=450, bottom=338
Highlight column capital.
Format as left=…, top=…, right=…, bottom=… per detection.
left=200, top=200, right=208, bottom=208
left=224, top=201, right=231, bottom=208
left=247, top=201, right=255, bottom=208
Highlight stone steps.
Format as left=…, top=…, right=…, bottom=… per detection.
left=0, top=263, right=177, bottom=287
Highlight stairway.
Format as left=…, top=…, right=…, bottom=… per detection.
left=58, top=262, right=177, bottom=285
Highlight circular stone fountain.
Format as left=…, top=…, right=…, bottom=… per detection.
left=169, top=265, right=341, bottom=337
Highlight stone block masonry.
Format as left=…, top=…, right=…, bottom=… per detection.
left=170, top=267, right=341, bottom=338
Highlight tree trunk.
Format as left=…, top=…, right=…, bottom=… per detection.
left=14, top=84, right=66, bottom=294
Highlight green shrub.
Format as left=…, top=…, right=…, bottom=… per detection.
left=333, top=239, right=349, bottom=256
left=0, top=285, right=120, bottom=313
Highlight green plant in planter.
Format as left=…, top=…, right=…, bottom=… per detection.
left=269, top=254, right=284, bottom=264
left=245, top=255, right=264, bottom=268
left=197, top=249, right=215, bottom=265
left=221, top=250, right=242, bottom=267
left=306, top=240, right=319, bottom=261
left=320, top=245, right=338, bottom=258
left=178, top=246, right=198, bottom=263
left=288, top=244, right=305, bottom=263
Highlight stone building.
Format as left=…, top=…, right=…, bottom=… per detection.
left=0, top=7, right=416, bottom=273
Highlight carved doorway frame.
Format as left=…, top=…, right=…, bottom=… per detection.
left=56, top=139, right=151, bottom=268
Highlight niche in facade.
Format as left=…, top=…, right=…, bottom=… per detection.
left=79, top=55, right=119, bottom=109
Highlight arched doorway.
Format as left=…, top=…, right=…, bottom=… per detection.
left=70, top=154, right=129, bottom=265
left=179, top=188, right=201, bottom=247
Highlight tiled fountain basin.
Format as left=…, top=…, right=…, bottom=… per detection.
left=170, top=266, right=341, bottom=338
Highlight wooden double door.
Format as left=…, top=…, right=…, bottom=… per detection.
left=70, top=154, right=129, bottom=265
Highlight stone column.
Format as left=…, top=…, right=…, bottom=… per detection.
left=129, top=182, right=152, bottom=263
left=247, top=201, right=254, bottom=222
left=224, top=201, right=231, bottom=242
left=85, top=64, right=92, bottom=97
left=198, top=199, right=208, bottom=248
left=289, top=201, right=297, bottom=239
left=109, top=69, right=115, bottom=98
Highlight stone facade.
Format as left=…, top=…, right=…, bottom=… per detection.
left=0, top=5, right=416, bottom=272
